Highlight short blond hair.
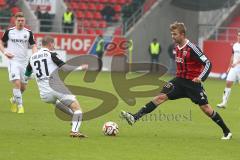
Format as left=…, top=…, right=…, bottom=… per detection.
left=15, top=12, right=24, bottom=18
left=42, top=36, right=54, bottom=46
left=169, top=21, right=187, bottom=35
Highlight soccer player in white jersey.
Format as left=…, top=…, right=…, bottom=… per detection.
left=25, top=36, right=88, bottom=138
left=0, top=12, right=37, bottom=113
left=217, top=31, right=240, bottom=108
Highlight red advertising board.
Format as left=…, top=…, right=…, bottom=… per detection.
left=0, top=31, right=127, bottom=55
left=203, top=40, right=233, bottom=73
left=34, top=33, right=96, bottom=55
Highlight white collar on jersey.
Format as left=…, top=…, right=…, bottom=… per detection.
left=177, top=39, right=189, bottom=50
left=40, top=47, right=50, bottom=51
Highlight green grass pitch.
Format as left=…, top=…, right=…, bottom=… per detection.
left=0, top=68, right=240, bottom=160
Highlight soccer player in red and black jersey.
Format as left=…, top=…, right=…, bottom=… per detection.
left=121, top=22, right=232, bottom=140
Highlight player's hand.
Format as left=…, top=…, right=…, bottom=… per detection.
left=4, top=52, right=14, bottom=59
left=80, top=64, right=88, bottom=70
left=192, top=77, right=201, bottom=83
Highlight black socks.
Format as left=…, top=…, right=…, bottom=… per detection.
left=211, top=111, right=230, bottom=135
left=133, top=101, right=157, bottom=120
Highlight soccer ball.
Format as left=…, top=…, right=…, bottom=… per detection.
left=102, top=121, right=119, bottom=136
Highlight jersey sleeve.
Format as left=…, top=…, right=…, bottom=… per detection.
left=28, top=31, right=36, bottom=45
left=51, top=52, right=65, bottom=67
left=25, top=61, right=33, bottom=77
left=1, top=29, right=10, bottom=43
left=189, top=43, right=212, bottom=81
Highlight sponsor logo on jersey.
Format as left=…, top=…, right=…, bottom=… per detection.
left=200, top=92, right=205, bottom=100
left=175, top=57, right=184, bottom=63
left=11, top=39, right=28, bottom=43
left=183, top=51, right=188, bottom=56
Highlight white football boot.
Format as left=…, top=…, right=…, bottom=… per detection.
left=221, top=132, right=232, bottom=140
left=120, top=110, right=136, bottom=125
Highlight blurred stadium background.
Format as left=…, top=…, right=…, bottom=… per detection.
left=1, top=0, right=239, bottom=75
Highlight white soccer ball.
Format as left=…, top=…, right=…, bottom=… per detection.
left=102, top=121, right=119, bottom=136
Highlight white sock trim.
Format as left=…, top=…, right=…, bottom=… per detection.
left=71, top=110, right=82, bottom=132
left=223, top=87, right=231, bottom=103
left=13, top=88, right=23, bottom=107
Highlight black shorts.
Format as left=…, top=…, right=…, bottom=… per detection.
left=166, top=78, right=208, bottom=106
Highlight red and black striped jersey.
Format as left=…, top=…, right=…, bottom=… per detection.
left=175, top=40, right=212, bottom=81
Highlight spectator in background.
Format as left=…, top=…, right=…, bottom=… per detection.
left=6, top=0, right=18, bottom=7
left=122, top=2, right=133, bottom=24
left=167, top=42, right=176, bottom=75
left=148, top=38, right=161, bottom=72
left=95, top=35, right=105, bottom=71
left=128, top=39, right=134, bottom=72
left=101, top=3, right=116, bottom=23
left=40, top=8, right=52, bottom=32
left=62, top=8, right=74, bottom=33
left=0, top=5, right=11, bottom=17
left=35, top=6, right=42, bottom=19
left=0, top=4, right=12, bottom=29
left=132, top=0, right=145, bottom=11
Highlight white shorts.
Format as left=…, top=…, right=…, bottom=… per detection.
left=8, top=61, right=27, bottom=83
left=226, top=66, right=240, bottom=82
left=40, top=90, right=76, bottom=106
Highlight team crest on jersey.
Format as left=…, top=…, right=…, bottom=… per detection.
left=24, top=34, right=27, bottom=38
left=11, top=74, right=15, bottom=78
left=200, top=92, right=205, bottom=100
left=183, top=51, right=188, bottom=56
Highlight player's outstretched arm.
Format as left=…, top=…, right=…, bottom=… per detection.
left=51, top=52, right=88, bottom=71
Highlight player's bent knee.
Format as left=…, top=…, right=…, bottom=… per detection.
left=153, top=94, right=167, bottom=105
left=226, top=81, right=233, bottom=88
left=69, top=101, right=81, bottom=112
left=12, top=80, right=21, bottom=88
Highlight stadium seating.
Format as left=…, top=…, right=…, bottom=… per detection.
left=114, top=27, right=122, bottom=35
left=64, top=0, right=157, bottom=35
left=0, top=1, right=21, bottom=30
left=65, top=0, right=133, bottom=35
left=0, top=0, right=6, bottom=6
left=218, top=16, right=240, bottom=42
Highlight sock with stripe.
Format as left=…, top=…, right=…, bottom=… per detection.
left=13, top=88, right=23, bottom=108
left=211, top=111, right=230, bottom=135
left=223, top=88, right=231, bottom=104
left=71, top=110, right=82, bottom=133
